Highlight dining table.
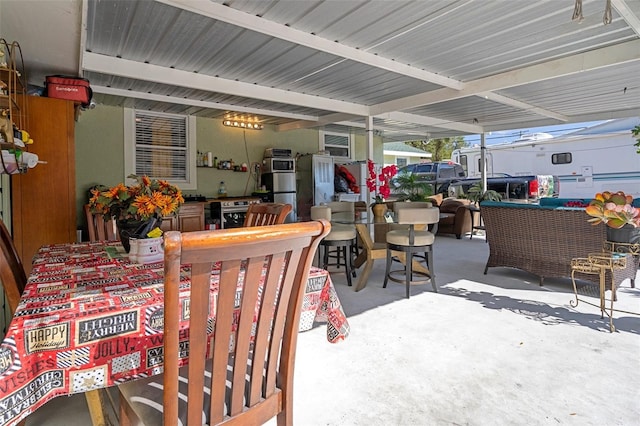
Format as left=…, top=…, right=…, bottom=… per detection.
left=0, top=240, right=350, bottom=426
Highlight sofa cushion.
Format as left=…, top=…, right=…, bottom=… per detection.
left=426, top=193, right=443, bottom=206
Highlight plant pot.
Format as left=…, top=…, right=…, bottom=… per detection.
left=117, top=220, right=147, bottom=253
left=371, top=203, right=388, bottom=219
left=129, top=237, right=164, bottom=264
left=606, top=224, right=640, bottom=244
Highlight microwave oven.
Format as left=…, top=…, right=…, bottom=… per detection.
left=262, top=157, right=295, bottom=173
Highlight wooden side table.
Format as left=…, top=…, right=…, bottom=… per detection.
left=570, top=252, right=633, bottom=332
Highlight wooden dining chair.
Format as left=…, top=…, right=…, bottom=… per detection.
left=0, top=219, right=27, bottom=316
left=242, top=202, right=292, bottom=226
left=84, top=204, right=118, bottom=242
left=118, top=220, right=330, bottom=426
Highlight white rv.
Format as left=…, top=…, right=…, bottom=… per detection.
left=451, top=118, right=640, bottom=198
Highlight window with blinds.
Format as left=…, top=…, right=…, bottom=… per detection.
left=125, top=109, right=197, bottom=190
left=320, top=131, right=352, bottom=159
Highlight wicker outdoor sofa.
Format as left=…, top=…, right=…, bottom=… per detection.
left=480, top=199, right=638, bottom=287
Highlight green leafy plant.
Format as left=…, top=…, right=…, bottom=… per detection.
left=467, top=183, right=502, bottom=204
left=392, top=170, right=433, bottom=201
left=632, top=125, right=640, bottom=154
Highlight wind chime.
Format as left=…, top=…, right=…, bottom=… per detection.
left=572, top=0, right=613, bottom=25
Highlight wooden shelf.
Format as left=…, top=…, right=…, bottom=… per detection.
left=0, top=67, right=25, bottom=93
left=0, top=94, right=20, bottom=110
left=0, top=40, right=28, bottom=132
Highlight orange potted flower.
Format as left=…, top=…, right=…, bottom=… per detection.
left=89, top=174, right=184, bottom=250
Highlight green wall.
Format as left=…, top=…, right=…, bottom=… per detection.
left=74, top=105, right=383, bottom=230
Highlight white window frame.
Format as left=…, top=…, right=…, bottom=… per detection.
left=124, top=108, right=197, bottom=190
left=396, top=157, right=408, bottom=167
left=319, top=130, right=352, bottom=160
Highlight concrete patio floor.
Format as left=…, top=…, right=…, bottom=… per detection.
left=26, top=233, right=640, bottom=425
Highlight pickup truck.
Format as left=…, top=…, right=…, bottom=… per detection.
left=447, top=174, right=559, bottom=201
left=392, top=161, right=558, bottom=202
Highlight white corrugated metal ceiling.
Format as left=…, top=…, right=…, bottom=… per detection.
left=2, top=0, right=639, bottom=142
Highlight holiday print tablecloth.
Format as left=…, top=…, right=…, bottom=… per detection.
left=0, top=241, right=349, bottom=426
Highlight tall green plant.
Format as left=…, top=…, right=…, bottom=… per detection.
left=393, top=171, right=433, bottom=201
left=632, top=125, right=640, bottom=154
left=467, top=183, right=502, bottom=204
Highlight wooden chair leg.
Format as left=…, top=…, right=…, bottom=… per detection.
left=119, top=392, right=136, bottom=426
left=85, top=389, right=112, bottom=426
left=355, top=258, right=374, bottom=292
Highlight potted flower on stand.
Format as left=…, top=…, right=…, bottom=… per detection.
left=585, top=190, right=640, bottom=244
left=89, top=174, right=184, bottom=252
left=366, top=160, right=397, bottom=218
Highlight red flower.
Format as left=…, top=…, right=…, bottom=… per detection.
left=366, top=160, right=397, bottom=203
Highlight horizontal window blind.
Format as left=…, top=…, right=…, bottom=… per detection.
left=322, top=132, right=351, bottom=159
left=135, top=111, right=187, bottom=181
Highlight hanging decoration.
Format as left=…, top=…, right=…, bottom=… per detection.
left=572, top=0, right=613, bottom=25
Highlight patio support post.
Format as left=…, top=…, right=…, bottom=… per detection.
left=366, top=115, right=374, bottom=205
left=480, top=132, right=487, bottom=193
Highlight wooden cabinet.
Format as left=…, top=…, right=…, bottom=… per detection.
left=177, top=203, right=205, bottom=232
left=159, top=203, right=205, bottom=233
left=159, top=216, right=179, bottom=232
left=11, top=96, right=76, bottom=274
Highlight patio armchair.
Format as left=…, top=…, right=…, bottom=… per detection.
left=437, top=198, right=472, bottom=239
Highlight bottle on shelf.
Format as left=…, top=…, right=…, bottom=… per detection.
left=218, top=181, right=227, bottom=198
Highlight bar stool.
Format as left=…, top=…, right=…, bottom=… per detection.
left=327, top=201, right=355, bottom=222
left=383, top=206, right=439, bottom=298
left=328, top=201, right=359, bottom=264
left=310, top=205, right=357, bottom=286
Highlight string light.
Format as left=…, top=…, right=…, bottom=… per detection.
left=222, top=114, right=263, bottom=130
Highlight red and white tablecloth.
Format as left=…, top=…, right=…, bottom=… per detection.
left=0, top=241, right=349, bottom=426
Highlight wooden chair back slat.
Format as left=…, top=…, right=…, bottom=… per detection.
left=243, top=203, right=292, bottom=226
left=161, top=220, right=329, bottom=426
left=84, top=204, right=118, bottom=242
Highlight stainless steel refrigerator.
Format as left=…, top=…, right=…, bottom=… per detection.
left=261, top=172, right=297, bottom=222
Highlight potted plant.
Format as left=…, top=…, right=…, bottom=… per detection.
left=88, top=174, right=184, bottom=251
left=390, top=169, right=434, bottom=202
left=366, top=160, right=397, bottom=217
left=585, top=191, right=639, bottom=244
left=466, top=183, right=502, bottom=205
